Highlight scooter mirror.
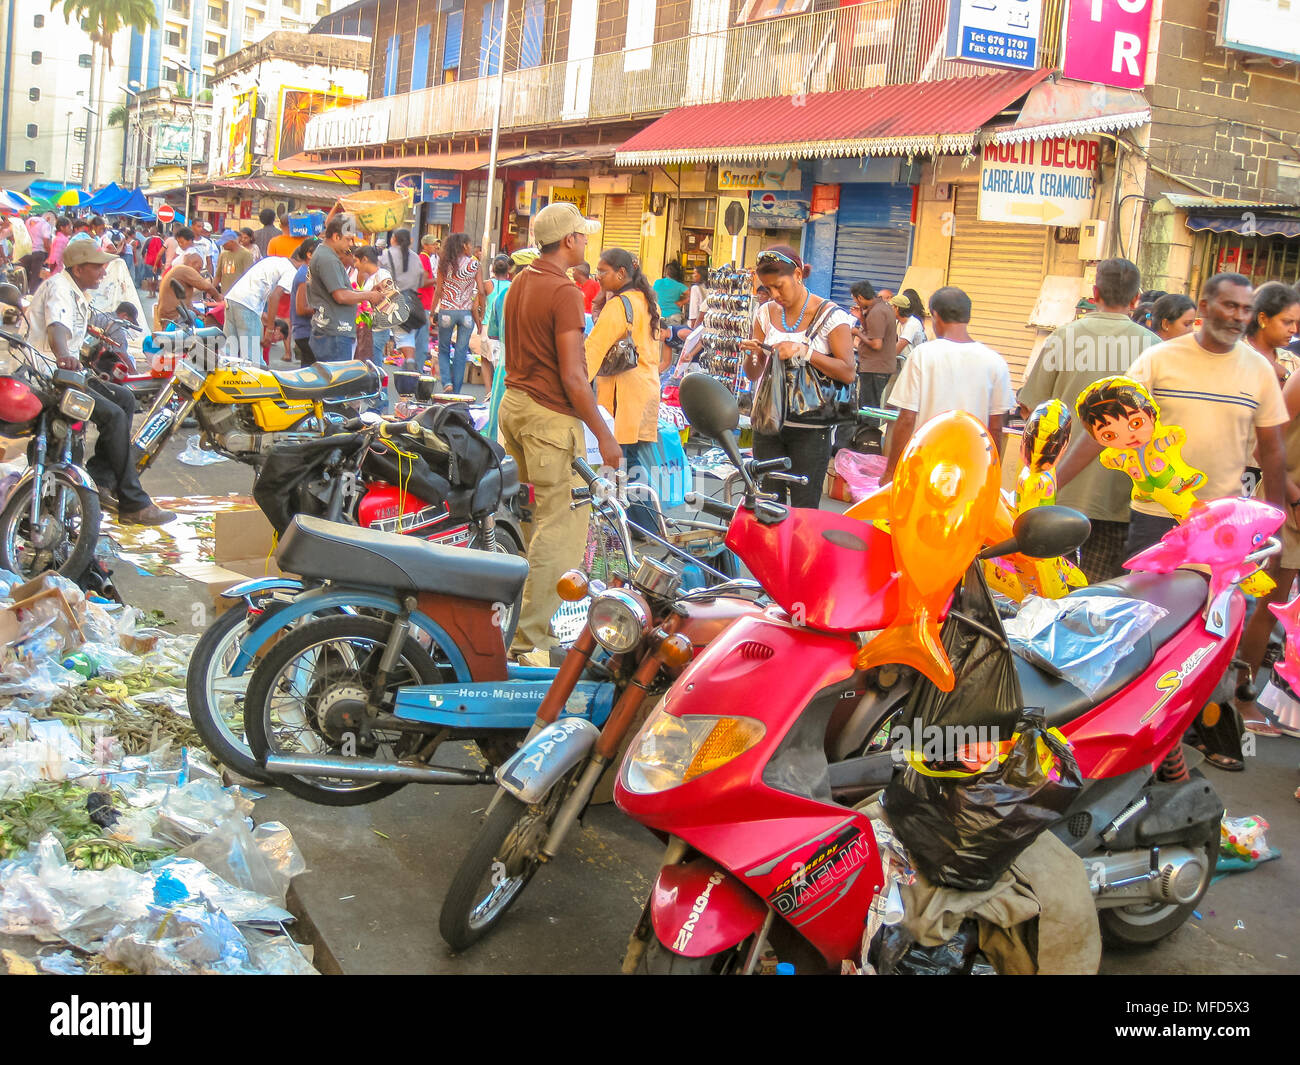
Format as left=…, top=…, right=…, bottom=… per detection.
left=680, top=373, right=740, bottom=440
left=0, top=283, right=22, bottom=309
left=982, top=505, right=1091, bottom=561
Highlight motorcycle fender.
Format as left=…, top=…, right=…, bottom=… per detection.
left=650, top=858, right=768, bottom=958
left=10, top=463, right=97, bottom=495
left=496, top=717, right=599, bottom=803
left=395, top=677, right=613, bottom=730
left=218, top=577, right=305, bottom=601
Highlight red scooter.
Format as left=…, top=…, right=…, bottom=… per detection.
left=613, top=374, right=1282, bottom=974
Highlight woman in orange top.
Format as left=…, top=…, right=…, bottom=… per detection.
left=585, top=247, right=668, bottom=527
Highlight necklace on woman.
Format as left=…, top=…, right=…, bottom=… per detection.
left=781, top=291, right=809, bottom=332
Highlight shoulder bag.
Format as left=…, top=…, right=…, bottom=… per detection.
left=784, top=299, right=854, bottom=424
left=596, top=294, right=638, bottom=377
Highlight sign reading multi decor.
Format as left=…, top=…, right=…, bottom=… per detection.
left=945, top=0, right=1043, bottom=70
left=303, top=109, right=391, bottom=151
left=979, top=136, right=1101, bottom=226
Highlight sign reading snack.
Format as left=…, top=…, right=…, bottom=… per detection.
left=550, top=186, right=589, bottom=213
left=717, top=164, right=802, bottom=192
left=945, top=0, right=1042, bottom=70
left=979, top=137, right=1100, bottom=226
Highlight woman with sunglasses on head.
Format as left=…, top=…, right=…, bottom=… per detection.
left=740, top=245, right=856, bottom=509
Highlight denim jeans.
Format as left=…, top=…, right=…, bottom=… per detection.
left=224, top=300, right=264, bottom=363
left=437, top=309, right=474, bottom=391
left=413, top=320, right=431, bottom=369
left=752, top=425, right=832, bottom=510
left=310, top=333, right=356, bottom=362
left=370, top=328, right=391, bottom=360
left=1124, top=510, right=1178, bottom=558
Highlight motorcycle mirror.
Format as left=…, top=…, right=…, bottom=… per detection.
left=169, top=280, right=187, bottom=300
left=0, top=283, right=21, bottom=309
left=680, top=373, right=740, bottom=439
left=980, top=505, right=1092, bottom=561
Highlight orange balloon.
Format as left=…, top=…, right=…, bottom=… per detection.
left=847, top=411, right=1009, bottom=691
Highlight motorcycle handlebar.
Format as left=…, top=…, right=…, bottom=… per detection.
left=751, top=457, right=793, bottom=475
left=571, top=457, right=599, bottom=486
left=684, top=492, right=736, bottom=523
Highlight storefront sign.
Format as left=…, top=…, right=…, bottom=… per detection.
left=1218, top=0, right=1300, bottom=64
left=152, top=122, right=202, bottom=166
left=395, top=173, right=422, bottom=200
left=195, top=196, right=224, bottom=213
left=718, top=164, right=802, bottom=192
left=945, top=0, right=1042, bottom=70
left=217, top=90, right=256, bottom=178
left=550, top=186, right=589, bottom=212
left=1062, top=0, right=1154, bottom=89
left=303, top=108, right=390, bottom=151
left=979, top=137, right=1100, bottom=226
left=810, top=184, right=841, bottom=218
left=749, top=190, right=810, bottom=228
left=421, top=173, right=461, bottom=204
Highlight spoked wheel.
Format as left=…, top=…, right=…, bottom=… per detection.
left=439, top=780, right=573, bottom=951
left=0, top=471, right=100, bottom=580
left=243, top=614, right=445, bottom=806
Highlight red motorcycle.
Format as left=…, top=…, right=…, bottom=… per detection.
left=612, top=374, right=1281, bottom=974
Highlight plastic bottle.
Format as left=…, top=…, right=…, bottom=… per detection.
left=775, top=962, right=795, bottom=975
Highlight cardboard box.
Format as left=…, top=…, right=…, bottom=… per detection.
left=213, top=507, right=278, bottom=565
left=0, top=435, right=26, bottom=462
left=172, top=556, right=292, bottom=615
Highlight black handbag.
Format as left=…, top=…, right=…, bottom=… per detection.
left=783, top=299, right=853, bottom=424
left=596, top=295, right=638, bottom=377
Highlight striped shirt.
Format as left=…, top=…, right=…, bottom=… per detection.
left=439, top=255, right=479, bottom=311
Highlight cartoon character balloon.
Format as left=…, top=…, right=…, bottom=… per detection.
left=984, top=399, right=1089, bottom=601
left=1075, top=376, right=1206, bottom=521
left=846, top=410, right=1012, bottom=691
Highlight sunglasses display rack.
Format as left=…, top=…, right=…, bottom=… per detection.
left=699, top=265, right=755, bottom=397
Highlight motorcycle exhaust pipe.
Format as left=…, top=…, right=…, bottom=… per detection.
left=263, top=753, right=494, bottom=785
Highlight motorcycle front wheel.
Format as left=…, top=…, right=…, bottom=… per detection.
left=0, top=469, right=101, bottom=581
left=439, top=779, right=574, bottom=951
left=635, top=936, right=743, bottom=974
left=243, top=614, right=444, bottom=806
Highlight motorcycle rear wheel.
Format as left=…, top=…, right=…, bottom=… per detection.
left=0, top=470, right=100, bottom=581
left=439, top=781, right=572, bottom=951
left=1098, top=841, right=1218, bottom=949
left=244, top=614, right=445, bottom=806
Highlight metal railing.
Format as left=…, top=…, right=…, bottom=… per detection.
left=310, top=0, right=1065, bottom=154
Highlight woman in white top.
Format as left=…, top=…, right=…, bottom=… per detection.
left=740, top=245, right=856, bottom=509
left=891, top=289, right=927, bottom=361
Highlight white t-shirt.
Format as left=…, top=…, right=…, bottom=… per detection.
left=897, top=315, right=926, bottom=354
left=757, top=298, right=856, bottom=430
left=27, top=271, right=91, bottom=356
left=889, top=337, right=1016, bottom=428
left=688, top=283, right=704, bottom=322
left=226, top=256, right=297, bottom=314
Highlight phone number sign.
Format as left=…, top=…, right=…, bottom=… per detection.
left=945, top=0, right=1043, bottom=70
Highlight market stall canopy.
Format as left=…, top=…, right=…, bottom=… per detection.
left=0, top=189, right=34, bottom=212
left=88, top=182, right=131, bottom=212
left=114, top=189, right=156, bottom=219
left=614, top=69, right=1050, bottom=166
left=1185, top=212, right=1300, bottom=238
left=211, top=175, right=362, bottom=201
left=989, top=79, right=1150, bottom=143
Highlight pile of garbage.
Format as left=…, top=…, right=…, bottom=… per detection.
left=0, top=569, right=315, bottom=975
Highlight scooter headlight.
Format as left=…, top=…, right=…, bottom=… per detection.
left=586, top=588, right=650, bottom=653
left=622, top=706, right=765, bottom=794
left=58, top=389, right=95, bottom=420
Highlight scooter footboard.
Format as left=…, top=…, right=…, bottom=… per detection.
left=650, top=858, right=768, bottom=958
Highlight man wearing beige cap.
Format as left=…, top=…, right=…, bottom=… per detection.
left=499, top=201, right=623, bottom=658
left=28, top=236, right=173, bottom=525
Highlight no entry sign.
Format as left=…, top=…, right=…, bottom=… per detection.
left=156, top=204, right=176, bottom=224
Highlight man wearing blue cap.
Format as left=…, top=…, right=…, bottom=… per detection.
left=215, top=229, right=253, bottom=294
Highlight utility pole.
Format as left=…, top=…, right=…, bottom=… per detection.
left=170, top=59, right=197, bottom=222
left=63, top=111, right=73, bottom=188
left=480, top=0, right=510, bottom=262
left=80, top=105, right=98, bottom=191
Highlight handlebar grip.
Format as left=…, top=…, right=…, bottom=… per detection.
left=685, top=492, right=735, bottom=522
left=752, top=457, right=793, bottom=474
left=571, top=457, right=598, bottom=485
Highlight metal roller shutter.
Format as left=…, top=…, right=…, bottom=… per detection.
left=945, top=186, right=1047, bottom=378
left=599, top=194, right=644, bottom=256
left=829, top=184, right=913, bottom=310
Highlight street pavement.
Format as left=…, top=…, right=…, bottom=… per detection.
left=113, top=419, right=1300, bottom=976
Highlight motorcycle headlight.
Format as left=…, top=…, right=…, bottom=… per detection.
left=586, top=588, right=650, bottom=653
left=58, top=389, right=95, bottom=420
left=175, top=360, right=207, bottom=391
left=622, top=707, right=765, bottom=794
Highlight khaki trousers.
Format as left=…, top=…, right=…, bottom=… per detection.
left=497, top=388, right=590, bottom=654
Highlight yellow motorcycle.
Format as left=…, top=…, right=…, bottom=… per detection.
left=131, top=329, right=382, bottom=472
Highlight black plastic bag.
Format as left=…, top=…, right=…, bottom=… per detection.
left=750, top=356, right=784, bottom=436
left=882, top=712, right=1082, bottom=892
left=784, top=359, right=853, bottom=424
left=870, top=919, right=982, bottom=975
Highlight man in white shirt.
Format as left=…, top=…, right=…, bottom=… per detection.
left=192, top=222, right=219, bottom=276
left=223, top=248, right=306, bottom=363
left=27, top=236, right=172, bottom=525
left=884, top=285, right=1015, bottom=480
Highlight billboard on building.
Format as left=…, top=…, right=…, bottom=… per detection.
left=945, top=0, right=1042, bottom=71
left=274, top=87, right=367, bottom=180
left=152, top=122, right=205, bottom=167
left=219, top=90, right=257, bottom=178
left=979, top=137, right=1101, bottom=227
left=1062, top=0, right=1154, bottom=89
left=1219, top=0, right=1300, bottom=64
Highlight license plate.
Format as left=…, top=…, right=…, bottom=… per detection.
left=135, top=410, right=173, bottom=450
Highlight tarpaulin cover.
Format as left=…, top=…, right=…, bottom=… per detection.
left=1185, top=213, right=1300, bottom=238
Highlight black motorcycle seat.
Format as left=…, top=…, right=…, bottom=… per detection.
left=277, top=514, right=528, bottom=604
left=1015, top=569, right=1209, bottom=729
left=270, top=361, right=380, bottom=401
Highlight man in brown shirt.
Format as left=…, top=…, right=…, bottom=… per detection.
left=850, top=280, right=898, bottom=409
left=154, top=252, right=219, bottom=330
left=215, top=229, right=254, bottom=294
left=500, top=201, right=621, bottom=658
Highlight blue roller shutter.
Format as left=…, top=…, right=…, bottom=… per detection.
left=829, top=184, right=913, bottom=311
left=443, top=3, right=464, bottom=71
left=411, top=26, right=430, bottom=91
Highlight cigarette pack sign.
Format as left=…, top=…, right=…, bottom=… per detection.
left=979, top=136, right=1101, bottom=227
left=945, top=0, right=1043, bottom=70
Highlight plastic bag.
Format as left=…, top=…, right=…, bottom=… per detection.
left=1220, top=814, right=1271, bottom=860
left=870, top=918, right=982, bottom=976
left=154, top=779, right=254, bottom=846
left=1004, top=594, right=1167, bottom=699
left=102, top=899, right=254, bottom=974
left=177, top=434, right=230, bottom=466
left=750, top=359, right=784, bottom=436
left=882, top=713, right=1082, bottom=892
left=147, top=857, right=292, bottom=927
left=177, top=817, right=305, bottom=906
left=834, top=450, right=887, bottom=501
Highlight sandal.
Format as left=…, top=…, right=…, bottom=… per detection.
left=1192, top=743, right=1245, bottom=772
left=1243, top=717, right=1284, bottom=737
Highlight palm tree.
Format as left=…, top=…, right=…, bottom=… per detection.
left=53, top=0, right=158, bottom=186
left=106, top=104, right=129, bottom=128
